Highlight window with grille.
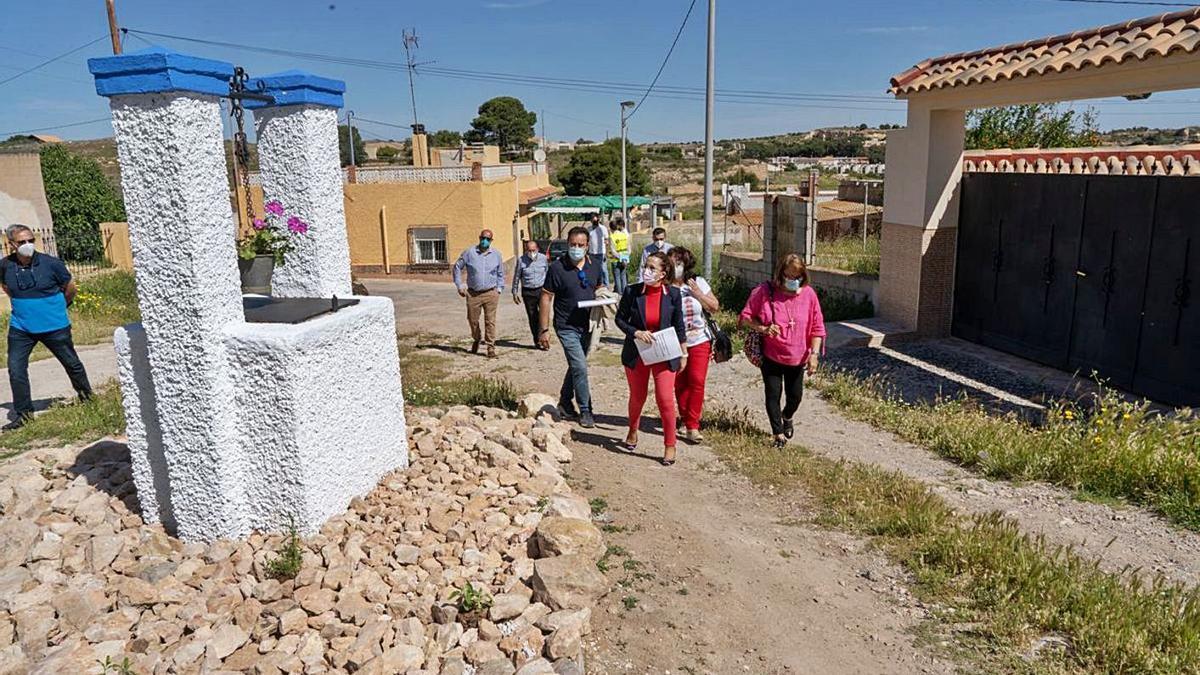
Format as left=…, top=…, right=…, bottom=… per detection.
left=411, top=227, right=448, bottom=264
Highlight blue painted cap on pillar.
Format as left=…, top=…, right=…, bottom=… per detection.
left=244, top=70, right=346, bottom=110
left=87, top=46, right=235, bottom=98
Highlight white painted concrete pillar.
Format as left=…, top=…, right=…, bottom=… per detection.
left=878, top=102, right=965, bottom=334
left=89, top=48, right=250, bottom=540
left=248, top=72, right=353, bottom=297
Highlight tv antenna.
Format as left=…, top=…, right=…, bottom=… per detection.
left=402, top=29, right=435, bottom=126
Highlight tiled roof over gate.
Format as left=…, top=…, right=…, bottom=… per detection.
left=890, top=8, right=1200, bottom=96
left=963, top=145, right=1200, bottom=176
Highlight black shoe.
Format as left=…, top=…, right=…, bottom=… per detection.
left=3, top=415, right=32, bottom=431
left=771, top=435, right=787, bottom=449
left=470, top=340, right=481, bottom=355
left=579, top=412, right=596, bottom=429
left=557, top=404, right=579, bottom=420
left=783, top=419, right=794, bottom=439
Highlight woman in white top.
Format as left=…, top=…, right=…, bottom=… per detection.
left=667, top=246, right=720, bottom=442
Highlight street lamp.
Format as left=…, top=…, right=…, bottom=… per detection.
left=620, top=100, right=636, bottom=225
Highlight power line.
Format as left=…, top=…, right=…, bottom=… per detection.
left=0, top=35, right=108, bottom=87
left=122, top=28, right=900, bottom=108
left=627, top=0, right=698, bottom=119
left=0, top=117, right=112, bottom=138
left=1047, top=0, right=1196, bottom=6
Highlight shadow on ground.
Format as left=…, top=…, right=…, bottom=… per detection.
left=824, top=340, right=1096, bottom=422
left=67, top=439, right=143, bottom=518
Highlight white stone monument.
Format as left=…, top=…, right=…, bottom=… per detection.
left=89, top=47, right=408, bottom=542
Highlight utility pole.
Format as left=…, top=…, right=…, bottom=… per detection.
left=347, top=110, right=356, bottom=167
left=701, top=0, right=716, bottom=278
left=620, top=100, right=635, bottom=225
left=105, top=0, right=122, bottom=55
left=402, top=30, right=423, bottom=125
left=862, top=182, right=870, bottom=251
left=540, top=109, right=545, bottom=150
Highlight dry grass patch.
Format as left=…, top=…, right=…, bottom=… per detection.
left=815, top=372, right=1200, bottom=530
left=704, top=406, right=1200, bottom=673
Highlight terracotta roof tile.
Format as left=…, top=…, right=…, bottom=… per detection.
left=519, top=185, right=560, bottom=204
left=962, top=144, right=1200, bottom=176
left=890, top=8, right=1200, bottom=95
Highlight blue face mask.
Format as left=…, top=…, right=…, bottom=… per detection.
left=784, top=278, right=802, bottom=292
left=568, top=246, right=587, bottom=262
left=479, top=238, right=491, bottom=249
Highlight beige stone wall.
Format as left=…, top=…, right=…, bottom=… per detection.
left=100, top=221, right=133, bottom=271
left=0, top=153, right=54, bottom=233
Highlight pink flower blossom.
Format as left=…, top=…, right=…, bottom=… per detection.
left=286, top=216, right=309, bottom=234
left=252, top=218, right=267, bottom=230
left=265, top=201, right=284, bottom=216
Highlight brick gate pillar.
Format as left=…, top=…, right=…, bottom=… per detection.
left=878, top=104, right=965, bottom=336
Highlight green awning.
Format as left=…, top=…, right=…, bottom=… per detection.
left=536, top=195, right=652, bottom=213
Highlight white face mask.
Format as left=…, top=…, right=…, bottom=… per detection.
left=642, top=268, right=661, bottom=285
left=654, top=240, right=665, bottom=250
left=16, top=243, right=35, bottom=258
left=673, top=264, right=684, bottom=280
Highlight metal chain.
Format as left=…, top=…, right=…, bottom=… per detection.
left=230, top=66, right=256, bottom=227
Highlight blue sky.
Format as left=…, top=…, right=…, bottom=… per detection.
left=2, top=0, right=1198, bottom=143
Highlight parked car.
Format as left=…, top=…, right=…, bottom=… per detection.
left=536, top=238, right=569, bottom=261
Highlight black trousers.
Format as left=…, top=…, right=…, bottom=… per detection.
left=760, top=356, right=804, bottom=436
left=8, top=326, right=92, bottom=418
left=520, top=287, right=543, bottom=343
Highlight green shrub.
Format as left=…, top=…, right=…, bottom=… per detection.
left=39, top=145, right=125, bottom=262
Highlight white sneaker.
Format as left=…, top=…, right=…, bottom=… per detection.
left=684, top=428, right=704, bottom=443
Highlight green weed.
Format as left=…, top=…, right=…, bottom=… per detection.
left=451, top=581, right=494, bottom=613
left=264, top=521, right=304, bottom=581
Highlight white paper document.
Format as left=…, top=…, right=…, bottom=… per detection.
left=577, top=297, right=618, bottom=308
left=636, top=328, right=683, bottom=365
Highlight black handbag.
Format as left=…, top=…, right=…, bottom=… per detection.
left=706, top=311, right=734, bottom=363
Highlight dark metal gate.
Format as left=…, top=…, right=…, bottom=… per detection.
left=954, top=173, right=1199, bottom=407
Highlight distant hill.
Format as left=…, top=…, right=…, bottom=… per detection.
left=56, top=138, right=259, bottom=195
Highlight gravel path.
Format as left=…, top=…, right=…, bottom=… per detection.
left=374, top=277, right=1200, bottom=595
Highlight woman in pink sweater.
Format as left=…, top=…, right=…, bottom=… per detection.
left=738, top=253, right=826, bottom=448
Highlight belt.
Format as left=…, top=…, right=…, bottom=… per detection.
left=467, top=287, right=498, bottom=295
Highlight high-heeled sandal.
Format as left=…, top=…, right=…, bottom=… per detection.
left=661, top=447, right=677, bottom=466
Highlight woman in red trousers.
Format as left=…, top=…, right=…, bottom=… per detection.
left=615, top=251, right=688, bottom=465
left=666, top=246, right=720, bottom=443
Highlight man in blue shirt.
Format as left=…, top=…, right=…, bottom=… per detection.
left=511, top=239, right=549, bottom=349
left=452, top=229, right=506, bottom=358
left=1, top=224, right=93, bottom=429
left=539, top=226, right=606, bottom=428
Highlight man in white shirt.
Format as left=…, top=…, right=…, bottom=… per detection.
left=586, top=213, right=611, bottom=286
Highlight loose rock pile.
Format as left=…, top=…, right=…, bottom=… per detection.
left=0, top=396, right=608, bottom=674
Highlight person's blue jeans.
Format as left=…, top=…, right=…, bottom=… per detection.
left=589, top=254, right=610, bottom=287
left=7, top=325, right=92, bottom=418
left=610, top=260, right=628, bottom=295
left=556, top=327, right=592, bottom=414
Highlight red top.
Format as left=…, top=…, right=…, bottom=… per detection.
left=644, top=284, right=663, bottom=331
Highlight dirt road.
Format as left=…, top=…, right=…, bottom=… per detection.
left=373, top=276, right=1200, bottom=672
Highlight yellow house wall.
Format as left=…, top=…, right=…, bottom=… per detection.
left=246, top=181, right=519, bottom=272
